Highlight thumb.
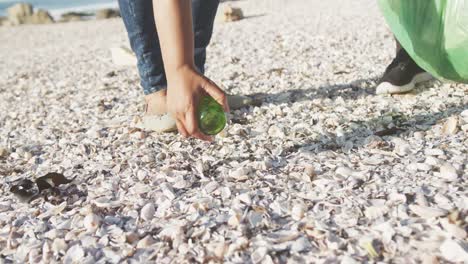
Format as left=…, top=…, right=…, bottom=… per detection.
left=202, top=78, right=230, bottom=113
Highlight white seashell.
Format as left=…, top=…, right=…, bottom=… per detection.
left=413, top=131, right=425, bottom=140
left=335, top=166, right=354, bottom=178
left=108, top=225, right=126, bottom=245
left=50, top=202, right=67, bottom=216
left=220, top=187, right=232, bottom=200
left=247, top=211, right=263, bottom=227
left=51, top=238, right=68, bottom=253
left=136, top=170, right=148, bottom=181
left=14, top=244, right=30, bottom=263
left=136, top=235, right=155, bottom=249
left=173, top=179, right=190, bottom=189
left=416, top=163, right=432, bottom=172
left=341, top=255, right=360, bottom=264
left=63, top=244, right=84, bottom=264
left=64, top=230, right=79, bottom=241
left=93, top=197, right=119, bottom=208
left=229, top=167, right=252, bottom=181
left=364, top=206, right=388, bottom=220
left=228, top=210, right=242, bottom=227
left=392, top=138, right=411, bottom=156
left=438, top=163, right=458, bottom=181
left=204, top=181, right=219, bottom=194
left=387, top=192, right=406, bottom=205
left=291, top=204, right=306, bottom=221
left=83, top=213, right=101, bottom=231
left=291, top=236, right=312, bottom=253
left=439, top=218, right=467, bottom=239
left=268, top=125, right=285, bottom=138
left=80, top=236, right=97, bottom=248
left=23, top=151, right=33, bottom=160
left=462, top=124, right=468, bottom=132
left=439, top=239, right=468, bottom=262
left=178, top=243, right=190, bottom=255
left=56, top=219, right=72, bottom=230
left=237, top=193, right=252, bottom=205
left=251, top=247, right=268, bottom=264
left=425, top=156, right=442, bottom=166
left=227, top=237, right=249, bottom=256
left=140, top=203, right=155, bottom=221
left=442, top=116, right=459, bottom=135
left=42, top=241, right=52, bottom=263
left=102, top=247, right=121, bottom=263
left=409, top=205, right=447, bottom=219
left=160, top=183, right=176, bottom=200
left=424, top=148, right=444, bottom=156
left=214, top=242, right=228, bottom=259
left=0, top=201, right=12, bottom=213
left=267, top=230, right=300, bottom=244
left=159, top=224, right=184, bottom=248
left=415, top=193, right=428, bottom=206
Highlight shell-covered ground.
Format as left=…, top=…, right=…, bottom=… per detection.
left=0, top=0, right=467, bottom=263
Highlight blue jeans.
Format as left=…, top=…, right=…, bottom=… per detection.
left=118, top=0, right=219, bottom=95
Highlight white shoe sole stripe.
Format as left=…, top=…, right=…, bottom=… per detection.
left=376, top=72, right=433, bottom=95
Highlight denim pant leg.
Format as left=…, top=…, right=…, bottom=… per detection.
left=192, top=0, right=220, bottom=74
left=118, top=0, right=219, bottom=95
left=118, top=0, right=166, bottom=95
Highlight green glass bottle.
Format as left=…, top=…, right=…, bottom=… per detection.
left=198, top=96, right=227, bottom=135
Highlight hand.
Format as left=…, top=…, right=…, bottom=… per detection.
left=166, top=65, right=229, bottom=141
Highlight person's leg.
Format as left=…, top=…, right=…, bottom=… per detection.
left=118, top=0, right=167, bottom=97
left=191, top=0, right=220, bottom=74
left=376, top=38, right=432, bottom=95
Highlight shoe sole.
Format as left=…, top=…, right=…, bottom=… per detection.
left=376, top=72, right=433, bottom=95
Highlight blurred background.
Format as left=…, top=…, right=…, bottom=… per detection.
left=0, top=0, right=118, bottom=23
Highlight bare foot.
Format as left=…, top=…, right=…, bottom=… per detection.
left=144, top=89, right=167, bottom=116
left=135, top=89, right=177, bottom=133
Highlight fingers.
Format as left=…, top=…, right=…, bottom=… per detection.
left=176, top=110, right=213, bottom=142
left=184, top=105, right=213, bottom=142
left=202, top=79, right=230, bottom=113
left=175, top=119, right=189, bottom=138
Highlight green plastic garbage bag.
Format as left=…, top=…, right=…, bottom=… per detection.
left=378, top=0, right=468, bottom=83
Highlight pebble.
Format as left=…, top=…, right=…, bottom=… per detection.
left=291, top=203, right=306, bottom=221
left=439, top=239, right=468, bottom=262
left=439, top=163, right=458, bottom=181
left=136, top=235, right=155, bottom=249
left=51, top=238, right=68, bottom=253
left=83, top=213, right=101, bottom=231
left=0, top=147, right=10, bottom=158
left=424, top=148, right=444, bottom=156
left=425, top=156, right=442, bottom=166
left=140, top=203, right=155, bottom=221
left=63, top=244, right=83, bottom=263
left=409, top=205, right=447, bottom=219
left=442, top=116, right=459, bottom=135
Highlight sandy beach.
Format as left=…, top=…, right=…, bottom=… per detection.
left=0, top=0, right=467, bottom=262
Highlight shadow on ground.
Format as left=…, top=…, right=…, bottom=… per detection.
left=248, top=77, right=379, bottom=105
left=240, top=78, right=466, bottom=156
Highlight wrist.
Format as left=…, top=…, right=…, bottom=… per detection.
left=166, top=63, right=196, bottom=82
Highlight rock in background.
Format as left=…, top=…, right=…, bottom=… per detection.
left=6, top=3, right=54, bottom=25
left=223, top=6, right=244, bottom=22
left=95, top=8, right=120, bottom=20
left=59, top=12, right=92, bottom=23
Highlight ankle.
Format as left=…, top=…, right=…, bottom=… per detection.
left=145, top=89, right=167, bottom=115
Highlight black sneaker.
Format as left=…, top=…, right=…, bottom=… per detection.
left=376, top=48, right=432, bottom=94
